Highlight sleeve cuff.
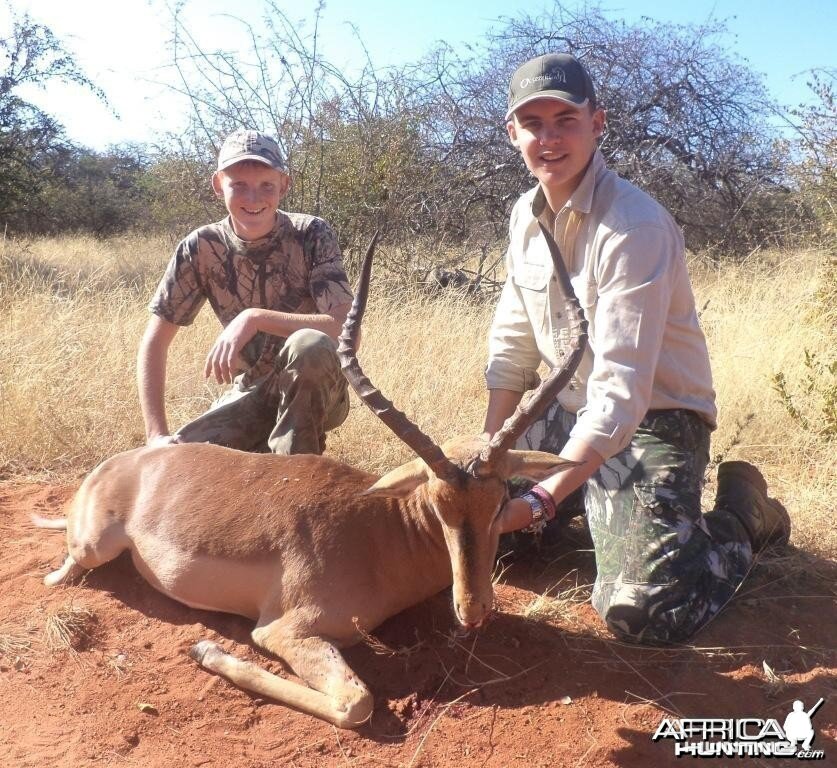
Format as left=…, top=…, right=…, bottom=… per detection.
left=484, top=363, right=541, bottom=393
left=569, top=414, right=631, bottom=461
left=148, top=304, right=194, bottom=327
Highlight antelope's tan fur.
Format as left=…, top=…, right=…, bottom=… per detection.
left=39, top=435, right=568, bottom=728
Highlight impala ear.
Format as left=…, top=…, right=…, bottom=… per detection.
left=502, top=450, right=581, bottom=481
left=363, top=458, right=429, bottom=498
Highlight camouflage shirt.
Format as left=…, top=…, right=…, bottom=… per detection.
left=149, top=211, right=353, bottom=383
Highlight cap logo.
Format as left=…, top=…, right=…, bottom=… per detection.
left=506, top=55, right=595, bottom=119
left=521, top=69, right=568, bottom=91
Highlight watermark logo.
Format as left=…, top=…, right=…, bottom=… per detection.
left=652, top=698, right=826, bottom=760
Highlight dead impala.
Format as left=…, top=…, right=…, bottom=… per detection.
left=36, top=231, right=587, bottom=729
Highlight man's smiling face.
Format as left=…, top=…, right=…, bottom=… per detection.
left=507, top=98, right=604, bottom=210
left=212, top=161, right=290, bottom=240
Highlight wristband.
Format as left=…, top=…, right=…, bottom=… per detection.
left=520, top=491, right=547, bottom=535
left=529, top=484, right=556, bottom=522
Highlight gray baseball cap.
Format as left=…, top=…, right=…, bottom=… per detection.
left=217, top=129, right=288, bottom=173
left=505, top=53, right=596, bottom=120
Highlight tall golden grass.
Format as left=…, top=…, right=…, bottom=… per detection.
left=1, top=234, right=834, bottom=556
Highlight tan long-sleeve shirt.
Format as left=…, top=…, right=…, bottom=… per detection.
left=485, top=150, right=717, bottom=460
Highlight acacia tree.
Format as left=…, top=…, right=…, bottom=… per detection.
left=34, top=144, right=151, bottom=235
left=161, top=1, right=792, bottom=258
left=408, top=5, right=785, bottom=254
left=0, top=10, right=107, bottom=230
left=785, top=69, right=836, bottom=250
left=160, top=1, right=446, bottom=268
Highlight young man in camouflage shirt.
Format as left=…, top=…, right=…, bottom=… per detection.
left=138, top=129, right=353, bottom=455
left=487, top=54, right=790, bottom=644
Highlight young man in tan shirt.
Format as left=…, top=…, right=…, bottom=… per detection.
left=486, top=54, right=789, bottom=643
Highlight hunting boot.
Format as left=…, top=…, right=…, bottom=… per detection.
left=714, top=461, right=791, bottom=550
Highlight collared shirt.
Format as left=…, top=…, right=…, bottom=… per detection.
left=149, top=211, right=352, bottom=385
left=485, top=150, right=717, bottom=460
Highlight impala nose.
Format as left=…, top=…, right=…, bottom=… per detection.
left=455, top=600, right=490, bottom=628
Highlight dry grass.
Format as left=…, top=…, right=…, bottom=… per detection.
left=42, top=602, right=96, bottom=654
left=0, top=233, right=834, bottom=558
left=522, top=572, right=593, bottom=626
left=0, top=626, right=32, bottom=659
left=690, top=249, right=836, bottom=556
left=323, top=285, right=492, bottom=477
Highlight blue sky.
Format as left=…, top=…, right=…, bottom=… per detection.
left=3, top=0, right=834, bottom=149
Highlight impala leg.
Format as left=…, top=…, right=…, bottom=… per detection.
left=254, top=626, right=374, bottom=728
left=189, top=621, right=373, bottom=729
left=44, top=555, right=86, bottom=587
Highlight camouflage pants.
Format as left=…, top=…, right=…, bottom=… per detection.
left=175, top=329, right=349, bottom=455
left=517, top=403, right=753, bottom=644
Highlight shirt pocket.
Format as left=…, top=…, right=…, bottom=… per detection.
left=512, top=264, right=550, bottom=291
left=512, top=264, right=550, bottom=333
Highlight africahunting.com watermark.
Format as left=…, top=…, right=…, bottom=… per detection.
left=653, top=698, right=827, bottom=760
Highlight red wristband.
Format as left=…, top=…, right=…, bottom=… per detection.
left=529, top=484, right=557, bottom=521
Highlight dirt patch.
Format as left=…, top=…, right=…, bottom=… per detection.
left=1, top=483, right=834, bottom=767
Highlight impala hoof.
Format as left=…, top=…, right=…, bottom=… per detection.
left=333, top=691, right=374, bottom=730
left=189, top=640, right=222, bottom=666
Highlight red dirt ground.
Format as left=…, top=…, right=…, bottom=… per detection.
left=1, top=483, right=834, bottom=768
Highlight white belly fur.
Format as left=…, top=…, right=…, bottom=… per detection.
left=128, top=547, right=279, bottom=621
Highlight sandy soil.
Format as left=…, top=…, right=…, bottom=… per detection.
left=1, top=483, right=834, bottom=768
